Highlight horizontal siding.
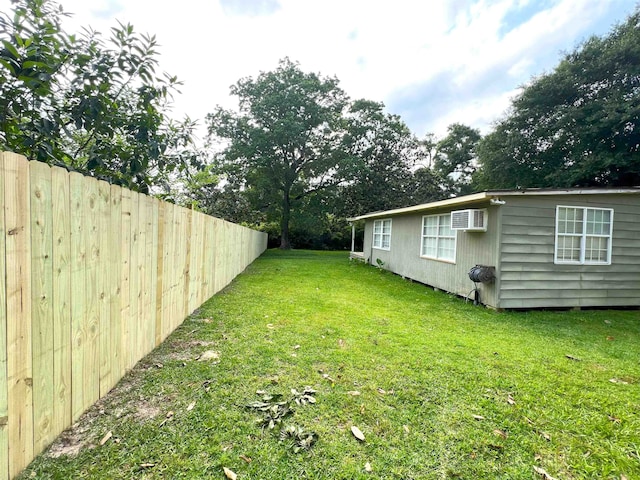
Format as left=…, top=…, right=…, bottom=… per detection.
left=498, top=194, right=640, bottom=309
left=364, top=207, right=500, bottom=307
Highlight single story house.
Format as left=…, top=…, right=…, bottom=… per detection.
left=348, top=188, right=640, bottom=309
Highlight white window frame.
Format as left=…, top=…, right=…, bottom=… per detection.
left=372, top=219, right=392, bottom=251
left=554, top=205, right=613, bottom=265
left=420, top=213, right=457, bottom=263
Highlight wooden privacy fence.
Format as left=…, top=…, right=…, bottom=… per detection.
left=0, top=152, right=268, bottom=479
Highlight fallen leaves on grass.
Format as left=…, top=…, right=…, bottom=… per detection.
left=159, top=411, right=174, bottom=427
left=493, top=429, right=508, bottom=439
left=351, top=425, right=366, bottom=441
left=609, top=378, right=629, bottom=385
left=346, top=391, right=361, bottom=396
left=139, top=463, right=155, bottom=469
left=223, top=467, right=237, bottom=479
left=99, top=431, right=112, bottom=446
left=473, top=415, right=485, bottom=421
left=608, top=414, right=621, bottom=423
left=321, top=373, right=335, bottom=383
left=533, top=466, right=558, bottom=480
left=197, top=350, right=220, bottom=362
left=291, top=387, right=317, bottom=406
left=507, top=394, right=516, bottom=405
left=239, top=455, right=252, bottom=463
left=364, top=462, right=372, bottom=472
left=565, top=354, right=581, bottom=361
left=403, top=425, right=410, bottom=434
left=280, top=425, right=318, bottom=453
left=186, top=401, right=196, bottom=411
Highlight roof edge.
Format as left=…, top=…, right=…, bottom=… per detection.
left=347, top=187, right=640, bottom=221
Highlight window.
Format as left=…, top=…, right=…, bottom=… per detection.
left=373, top=219, right=392, bottom=250
left=421, top=214, right=456, bottom=262
left=555, top=206, right=613, bottom=265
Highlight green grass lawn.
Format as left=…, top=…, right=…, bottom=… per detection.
left=21, top=250, right=640, bottom=479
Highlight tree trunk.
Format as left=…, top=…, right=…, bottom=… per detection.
left=279, top=190, right=291, bottom=249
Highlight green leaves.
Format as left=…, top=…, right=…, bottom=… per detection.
left=0, top=0, right=199, bottom=192
left=475, top=8, right=640, bottom=189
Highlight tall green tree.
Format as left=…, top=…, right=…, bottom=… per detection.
left=433, top=123, right=481, bottom=196
left=0, top=0, right=198, bottom=191
left=206, top=58, right=349, bottom=249
left=338, top=99, right=424, bottom=217
left=475, top=9, right=640, bottom=189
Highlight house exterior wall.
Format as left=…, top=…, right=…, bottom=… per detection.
left=363, top=204, right=501, bottom=307
left=497, top=194, right=640, bottom=309
left=361, top=192, right=640, bottom=309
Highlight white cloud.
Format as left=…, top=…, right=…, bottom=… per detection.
left=0, top=0, right=635, bottom=140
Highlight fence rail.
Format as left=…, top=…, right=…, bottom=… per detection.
left=0, top=152, right=267, bottom=479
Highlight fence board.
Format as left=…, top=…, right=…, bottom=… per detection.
left=129, top=191, right=140, bottom=369
left=119, top=187, right=132, bottom=376
left=83, top=177, right=100, bottom=411
left=0, top=155, right=8, bottom=480
left=0, top=153, right=267, bottom=479
left=29, top=161, right=54, bottom=456
left=97, top=181, right=112, bottom=397
left=108, top=186, right=122, bottom=388
left=51, top=166, right=71, bottom=438
left=69, top=172, right=86, bottom=421
left=155, top=202, right=165, bottom=346
left=4, top=153, right=33, bottom=478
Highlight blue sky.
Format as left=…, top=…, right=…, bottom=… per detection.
left=0, top=0, right=636, bottom=140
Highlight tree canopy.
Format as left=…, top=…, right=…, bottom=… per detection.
left=0, top=0, right=198, bottom=191
left=206, top=58, right=349, bottom=249
left=475, top=9, right=640, bottom=189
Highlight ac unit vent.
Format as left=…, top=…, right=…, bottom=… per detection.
left=451, top=209, right=487, bottom=232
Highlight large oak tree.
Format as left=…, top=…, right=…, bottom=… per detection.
left=206, top=58, right=349, bottom=249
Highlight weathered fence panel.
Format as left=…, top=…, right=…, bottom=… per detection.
left=0, top=153, right=268, bottom=479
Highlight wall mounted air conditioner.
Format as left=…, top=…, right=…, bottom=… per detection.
left=451, top=209, right=487, bottom=232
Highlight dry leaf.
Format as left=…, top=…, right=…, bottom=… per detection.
left=609, top=378, right=629, bottom=385
left=160, top=411, right=174, bottom=427
left=351, top=425, right=366, bottom=441
left=606, top=336, right=615, bottom=341
left=364, top=462, right=372, bottom=472
left=293, top=345, right=300, bottom=350
left=360, top=404, right=366, bottom=414
left=507, top=395, right=516, bottom=405
left=322, top=373, right=335, bottom=382
left=540, top=431, right=551, bottom=441
left=140, top=463, right=155, bottom=468
left=565, top=354, right=581, bottom=361
left=223, top=467, right=237, bottom=480
left=473, top=415, right=485, bottom=421
left=338, top=339, right=345, bottom=348
left=198, top=350, right=220, bottom=362
left=377, top=388, right=386, bottom=395
left=533, top=465, right=558, bottom=480
left=266, top=323, right=274, bottom=329
left=493, top=429, right=508, bottom=439
left=99, top=431, right=112, bottom=446
left=608, top=415, right=621, bottom=423
left=621, top=475, right=628, bottom=480
left=346, top=391, right=361, bottom=396
left=604, top=320, right=611, bottom=324
left=525, top=416, right=535, bottom=425
left=403, top=425, right=410, bottom=434
left=186, top=401, right=196, bottom=411
left=239, top=455, right=252, bottom=463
